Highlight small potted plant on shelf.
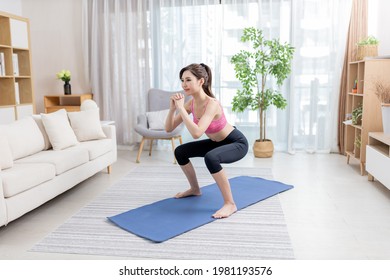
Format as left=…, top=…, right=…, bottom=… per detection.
left=56, top=69, right=72, bottom=95
left=352, top=79, right=358, bottom=93
left=357, top=35, right=379, bottom=61
left=352, top=104, right=363, bottom=126
left=374, top=80, right=390, bottom=134
left=230, top=27, right=294, bottom=158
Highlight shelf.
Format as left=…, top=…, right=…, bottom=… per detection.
left=44, top=94, right=93, bottom=113
left=344, top=59, right=390, bottom=176
left=348, top=92, right=364, bottom=97
left=346, top=150, right=360, bottom=161
left=0, top=11, right=34, bottom=123
left=368, top=132, right=390, bottom=156
left=344, top=121, right=362, bottom=130
left=45, top=106, right=83, bottom=113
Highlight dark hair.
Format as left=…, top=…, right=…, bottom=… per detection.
left=179, top=63, right=214, bottom=98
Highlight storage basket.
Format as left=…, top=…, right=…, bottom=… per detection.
left=357, top=45, right=378, bottom=61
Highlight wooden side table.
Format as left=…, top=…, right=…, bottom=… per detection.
left=44, top=94, right=93, bottom=113
left=366, top=132, right=390, bottom=190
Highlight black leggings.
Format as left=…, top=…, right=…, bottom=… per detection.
left=175, top=128, right=249, bottom=174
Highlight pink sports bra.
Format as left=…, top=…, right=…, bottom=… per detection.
left=191, top=99, right=227, bottom=134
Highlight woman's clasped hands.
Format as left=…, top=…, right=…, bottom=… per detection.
left=170, top=92, right=185, bottom=110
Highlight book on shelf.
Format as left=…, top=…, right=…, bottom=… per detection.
left=12, top=53, right=19, bottom=76
left=15, top=82, right=20, bottom=104
left=0, top=52, right=5, bottom=76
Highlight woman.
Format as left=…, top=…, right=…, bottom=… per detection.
left=165, top=63, right=248, bottom=219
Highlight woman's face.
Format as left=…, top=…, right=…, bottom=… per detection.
left=180, top=70, right=203, bottom=95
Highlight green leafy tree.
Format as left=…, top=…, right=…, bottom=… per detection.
left=230, top=27, right=294, bottom=141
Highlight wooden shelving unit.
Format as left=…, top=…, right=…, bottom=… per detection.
left=344, top=59, right=390, bottom=175
left=44, top=94, right=93, bottom=113
left=0, top=11, right=34, bottom=124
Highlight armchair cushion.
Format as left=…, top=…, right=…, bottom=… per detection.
left=146, top=109, right=170, bottom=130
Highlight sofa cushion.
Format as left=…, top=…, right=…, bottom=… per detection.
left=0, top=163, right=56, bottom=198
left=68, top=109, right=106, bottom=142
left=3, top=117, right=45, bottom=160
left=0, top=133, right=13, bottom=170
left=79, top=139, right=113, bottom=160
left=41, top=109, right=79, bottom=150
left=32, top=114, right=52, bottom=150
left=146, top=109, right=170, bottom=130
left=16, top=146, right=89, bottom=175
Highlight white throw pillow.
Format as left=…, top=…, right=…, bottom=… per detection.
left=32, top=114, right=52, bottom=150
left=3, top=117, right=45, bottom=160
left=146, top=109, right=170, bottom=130
left=41, top=109, right=79, bottom=150
left=0, top=133, right=13, bottom=170
left=67, top=108, right=106, bottom=142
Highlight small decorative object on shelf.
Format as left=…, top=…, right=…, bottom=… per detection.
left=56, top=69, right=72, bottom=95
left=374, top=80, right=390, bottom=134
left=352, top=79, right=358, bottom=93
left=356, top=35, right=379, bottom=61
left=64, top=81, right=71, bottom=95
left=352, top=103, right=363, bottom=125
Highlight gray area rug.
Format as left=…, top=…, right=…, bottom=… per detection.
left=30, top=165, right=294, bottom=259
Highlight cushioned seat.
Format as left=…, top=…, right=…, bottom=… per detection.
left=1, top=163, right=56, bottom=198
left=80, top=139, right=113, bottom=160
left=134, top=88, right=188, bottom=163
left=16, top=146, right=89, bottom=175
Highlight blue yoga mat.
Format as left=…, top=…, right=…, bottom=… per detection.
left=108, top=176, right=293, bottom=242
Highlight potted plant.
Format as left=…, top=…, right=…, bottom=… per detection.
left=352, top=104, right=363, bottom=126
left=56, top=69, right=72, bottom=95
left=374, top=81, right=390, bottom=134
left=357, top=35, right=379, bottom=61
left=230, top=27, right=294, bottom=157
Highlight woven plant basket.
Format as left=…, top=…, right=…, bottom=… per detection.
left=357, top=45, right=378, bottom=61
left=253, top=139, right=274, bottom=158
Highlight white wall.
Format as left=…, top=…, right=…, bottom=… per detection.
left=21, top=0, right=89, bottom=114
left=368, top=0, right=390, bottom=56
left=0, top=0, right=22, bottom=15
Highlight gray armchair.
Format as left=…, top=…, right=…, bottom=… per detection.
left=134, top=88, right=187, bottom=163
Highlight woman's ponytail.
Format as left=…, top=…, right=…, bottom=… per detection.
left=200, top=63, right=214, bottom=98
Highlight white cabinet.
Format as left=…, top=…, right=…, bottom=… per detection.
left=366, top=132, right=390, bottom=190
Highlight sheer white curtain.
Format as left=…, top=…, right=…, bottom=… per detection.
left=82, top=0, right=153, bottom=145
left=289, top=0, right=352, bottom=153
left=151, top=0, right=352, bottom=152
left=82, top=0, right=352, bottom=152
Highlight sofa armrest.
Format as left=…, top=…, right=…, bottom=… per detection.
left=102, top=124, right=116, bottom=140
left=102, top=124, right=117, bottom=162
left=0, top=175, right=7, bottom=227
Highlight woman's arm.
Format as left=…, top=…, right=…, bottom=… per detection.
left=165, top=95, right=191, bottom=132
left=175, top=96, right=218, bottom=139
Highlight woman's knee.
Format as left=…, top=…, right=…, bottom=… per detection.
left=174, top=145, right=189, bottom=165
left=204, top=152, right=222, bottom=174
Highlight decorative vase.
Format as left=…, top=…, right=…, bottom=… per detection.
left=382, top=104, right=390, bottom=135
left=64, top=81, right=71, bottom=95
left=253, top=139, right=274, bottom=158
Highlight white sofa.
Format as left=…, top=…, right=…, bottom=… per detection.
left=0, top=109, right=117, bottom=227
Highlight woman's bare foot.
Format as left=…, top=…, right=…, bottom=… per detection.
left=175, top=188, right=201, bottom=198
left=212, top=203, right=237, bottom=219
